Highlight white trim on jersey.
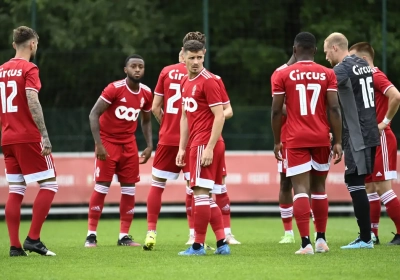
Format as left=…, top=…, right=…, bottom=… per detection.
left=209, top=102, right=222, bottom=107
left=142, top=109, right=151, bottom=112
left=188, top=68, right=207, bottom=82
left=222, top=100, right=230, bottom=105
left=154, top=92, right=164, bottom=96
left=383, top=85, right=394, bottom=95
left=327, top=88, right=337, bottom=91
left=25, top=87, right=39, bottom=92
left=273, top=92, right=285, bottom=95
left=100, top=96, right=111, bottom=104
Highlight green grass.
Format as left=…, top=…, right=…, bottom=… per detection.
left=0, top=217, right=399, bottom=280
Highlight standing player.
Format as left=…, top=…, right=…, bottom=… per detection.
left=176, top=39, right=230, bottom=256
left=272, top=32, right=343, bottom=255
left=181, top=31, right=240, bottom=246
left=349, top=42, right=400, bottom=245
left=1, top=26, right=58, bottom=257
left=271, top=55, right=296, bottom=244
left=85, top=54, right=153, bottom=247
left=143, top=50, right=189, bottom=250
left=324, top=32, right=380, bottom=249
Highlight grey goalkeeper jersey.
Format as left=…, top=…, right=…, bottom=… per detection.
left=333, top=55, right=380, bottom=151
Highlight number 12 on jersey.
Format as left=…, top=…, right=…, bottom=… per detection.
left=0, top=81, right=18, bottom=113
left=296, top=83, right=321, bottom=116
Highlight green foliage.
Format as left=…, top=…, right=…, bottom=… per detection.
left=1, top=0, right=400, bottom=151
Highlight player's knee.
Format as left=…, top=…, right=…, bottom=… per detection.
left=280, top=175, right=292, bottom=193
left=94, top=183, right=110, bottom=194
left=345, top=173, right=366, bottom=192
left=121, top=186, right=135, bottom=196
left=39, top=180, right=59, bottom=193
left=365, top=182, right=376, bottom=194
left=9, top=183, right=27, bottom=196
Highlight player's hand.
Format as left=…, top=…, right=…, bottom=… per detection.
left=95, top=143, right=108, bottom=161
left=329, top=133, right=333, bottom=142
left=176, top=149, right=186, bottom=167
left=274, top=143, right=283, bottom=161
left=378, top=122, right=387, bottom=136
left=41, top=136, right=52, bottom=156
left=332, top=143, right=343, bottom=164
left=201, top=147, right=213, bottom=167
left=139, top=146, right=152, bottom=164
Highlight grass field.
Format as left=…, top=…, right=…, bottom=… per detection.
left=0, top=217, right=399, bottom=280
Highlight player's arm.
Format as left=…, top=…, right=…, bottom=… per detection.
left=140, top=110, right=153, bottom=164
left=207, top=105, right=225, bottom=151
left=223, top=103, right=233, bottom=119
left=152, top=95, right=164, bottom=124
left=380, top=86, right=400, bottom=130
left=327, top=91, right=342, bottom=141
left=179, top=104, right=189, bottom=151
left=89, top=98, right=109, bottom=160
left=271, top=94, right=284, bottom=145
left=26, top=90, right=52, bottom=155
left=176, top=104, right=189, bottom=167
left=282, top=103, right=287, bottom=116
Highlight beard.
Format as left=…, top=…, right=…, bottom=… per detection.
left=127, top=75, right=141, bottom=83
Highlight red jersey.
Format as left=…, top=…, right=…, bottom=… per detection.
left=271, top=64, right=288, bottom=143
left=100, top=79, right=152, bottom=144
left=154, top=62, right=187, bottom=146
left=181, top=68, right=224, bottom=147
left=155, top=63, right=230, bottom=146
left=0, top=58, right=42, bottom=146
left=372, top=67, right=394, bottom=130
left=272, top=61, right=337, bottom=148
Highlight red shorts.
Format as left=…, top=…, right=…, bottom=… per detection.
left=366, top=129, right=397, bottom=183
left=152, top=144, right=190, bottom=180
left=95, top=140, right=139, bottom=183
left=277, top=142, right=287, bottom=174
left=286, top=146, right=331, bottom=177
left=3, top=142, right=56, bottom=184
left=189, top=141, right=225, bottom=189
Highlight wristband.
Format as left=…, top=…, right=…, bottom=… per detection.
left=383, top=117, right=391, bottom=125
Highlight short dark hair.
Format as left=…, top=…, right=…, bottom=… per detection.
left=182, top=32, right=206, bottom=45
left=294, top=32, right=316, bottom=51
left=125, top=54, right=144, bottom=66
left=349, top=42, right=375, bottom=60
left=13, top=26, right=38, bottom=45
left=183, top=40, right=204, bottom=53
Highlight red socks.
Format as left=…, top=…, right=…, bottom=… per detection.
left=368, top=192, right=381, bottom=236
left=185, top=187, right=194, bottom=233
left=381, top=190, right=400, bottom=235
left=88, top=184, right=108, bottom=232
left=215, top=192, right=231, bottom=229
left=193, top=195, right=211, bottom=244
left=293, top=193, right=311, bottom=238
left=120, top=187, right=136, bottom=234
left=311, top=193, right=328, bottom=233
left=6, top=185, right=26, bottom=247
left=28, top=182, right=58, bottom=240
left=279, top=203, right=293, bottom=231
left=146, top=180, right=166, bottom=231
left=210, top=198, right=225, bottom=241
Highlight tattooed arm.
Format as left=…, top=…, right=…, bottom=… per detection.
left=26, top=90, right=52, bottom=156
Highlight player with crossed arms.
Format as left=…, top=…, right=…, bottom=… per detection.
left=85, top=54, right=153, bottom=247
left=349, top=42, right=400, bottom=245
left=144, top=32, right=239, bottom=251
left=272, top=32, right=343, bottom=255
left=1, top=26, right=58, bottom=257
left=176, top=39, right=230, bottom=256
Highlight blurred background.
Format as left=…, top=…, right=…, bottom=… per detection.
left=0, top=0, right=399, bottom=213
